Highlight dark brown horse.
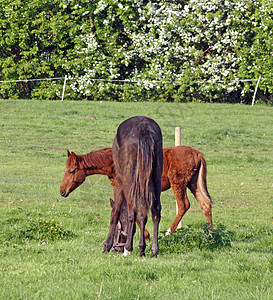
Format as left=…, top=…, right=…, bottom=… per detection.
left=60, top=145, right=212, bottom=239
left=103, top=116, right=163, bottom=257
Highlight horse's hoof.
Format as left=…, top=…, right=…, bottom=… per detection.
left=103, top=244, right=111, bottom=253
left=165, top=229, right=171, bottom=236
left=150, top=250, right=158, bottom=258
left=124, top=249, right=132, bottom=256
left=139, top=251, right=146, bottom=257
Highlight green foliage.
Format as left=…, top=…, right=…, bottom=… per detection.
left=0, top=1, right=273, bottom=103
left=158, top=224, right=234, bottom=254
left=70, top=0, right=273, bottom=103
left=0, top=0, right=91, bottom=99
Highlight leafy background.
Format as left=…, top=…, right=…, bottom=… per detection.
left=0, top=0, right=273, bottom=103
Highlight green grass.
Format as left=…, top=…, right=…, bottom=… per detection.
left=0, top=100, right=272, bottom=299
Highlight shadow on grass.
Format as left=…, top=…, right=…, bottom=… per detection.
left=233, top=224, right=273, bottom=254
left=157, top=223, right=234, bottom=254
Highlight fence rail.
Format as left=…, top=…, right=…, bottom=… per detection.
left=1, top=76, right=272, bottom=104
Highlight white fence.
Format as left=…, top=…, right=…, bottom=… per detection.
left=0, top=76, right=271, bottom=105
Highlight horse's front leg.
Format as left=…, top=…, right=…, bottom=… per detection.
left=103, top=183, right=123, bottom=253
left=103, top=210, right=120, bottom=253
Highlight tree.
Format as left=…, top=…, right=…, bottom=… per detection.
left=0, top=0, right=90, bottom=99
left=71, top=0, right=273, bottom=103
left=0, top=0, right=272, bottom=103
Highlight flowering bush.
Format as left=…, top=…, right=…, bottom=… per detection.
left=0, top=0, right=272, bottom=103
left=68, top=0, right=273, bottom=103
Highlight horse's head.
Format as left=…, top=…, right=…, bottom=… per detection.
left=60, top=150, right=87, bottom=197
left=110, top=198, right=128, bottom=252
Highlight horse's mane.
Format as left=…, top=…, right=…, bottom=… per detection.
left=79, top=147, right=113, bottom=169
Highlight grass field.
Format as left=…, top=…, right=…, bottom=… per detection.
left=0, top=100, right=272, bottom=299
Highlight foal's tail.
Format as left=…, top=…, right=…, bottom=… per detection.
left=197, top=155, right=213, bottom=209
left=188, top=153, right=212, bottom=212
left=130, top=129, right=155, bottom=212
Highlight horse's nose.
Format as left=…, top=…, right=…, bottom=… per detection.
left=60, top=190, right=68, bottom=197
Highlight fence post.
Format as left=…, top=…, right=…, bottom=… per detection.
left=61, top=75, right=67, bottom=101
left=252, top=76, right=261, bottom=106
left=175, top=127, right=183, bottom=229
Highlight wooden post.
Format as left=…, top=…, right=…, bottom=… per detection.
left=175, top=127, right=183, bottom=229
left=175, top=127, right=181, bottom=147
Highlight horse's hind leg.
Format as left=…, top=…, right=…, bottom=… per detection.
left=137, top=212, right=147, bottom=256
left=150, top=151, right=163, bottom=258
left=166, top=185, right=189, bottom=235
left=150, top=171, right=162, bottom=257
left=136, top=218, right=150, bottom=244
left=151, top=191, right=161, bottom=258
left=124, top=207, right=136, bottom=256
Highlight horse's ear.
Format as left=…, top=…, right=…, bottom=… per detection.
left=110, top=198, right=114, bottom=208
left=67, top=149, right=71, bottom=157
left=70, top=152, right=78, bottom=163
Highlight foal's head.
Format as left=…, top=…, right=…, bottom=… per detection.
left=60, top=150, right=87, bottom=197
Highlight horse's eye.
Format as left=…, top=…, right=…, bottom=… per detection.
left=70, top=170, right=76, bottom=175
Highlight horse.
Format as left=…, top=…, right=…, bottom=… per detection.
left=103, top=116, right=163, bottom=257
left=60, top=145, right=212, bottom=239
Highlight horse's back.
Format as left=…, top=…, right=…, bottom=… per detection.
left=115, top=116, right=162, bottom=147
left=163, top=146, right=203, bottom=184
left=113, top=116, right=162, bottom=173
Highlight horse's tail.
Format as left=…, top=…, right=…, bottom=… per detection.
left=188, top=152, right=212, bottom=211
left=197, top=154, right=213, bottom=209
left=130, top=129, right=155, bottom=213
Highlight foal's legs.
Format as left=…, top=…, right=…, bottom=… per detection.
left=166, top=185, right=190, bottom=235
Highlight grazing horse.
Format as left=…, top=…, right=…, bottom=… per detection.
left=103, top=116, right=163, bottom=257
left=60, top=146, right=212, bottom=239
left=60, top=146, right=212, bottom=237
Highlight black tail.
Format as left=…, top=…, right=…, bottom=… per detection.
left=129, top=129, right=154, bottom=212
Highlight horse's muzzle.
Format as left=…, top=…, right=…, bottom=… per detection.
left=60, top=189, right=69, bottom=197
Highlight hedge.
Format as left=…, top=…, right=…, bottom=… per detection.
left=0, top=0, right=272, bottom=104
